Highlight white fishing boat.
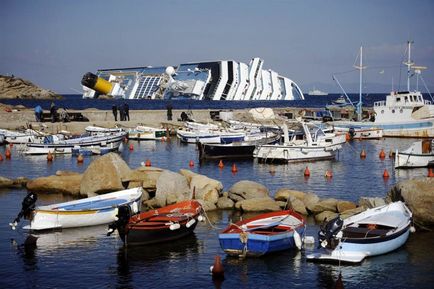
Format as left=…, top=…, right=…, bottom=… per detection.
left=395, top=139, right=434, bottom=168
left=306, top=201, right=413, bottom=263
left=254, top=121, right=346, bottom=163
left=85, top=125, right=124, bottom=135
left=127, top=125, right=167, bottom=140
left=333, top=127, right=384, bottom=140
left=332, top=42, right=434, bottom=137
left=0, top=128, right=47, bottom=144
left=177, top=130, right=245, bottom=144
left=10, top=187, right=143, bottom=231
left=23, top=131, right=126, bottom=155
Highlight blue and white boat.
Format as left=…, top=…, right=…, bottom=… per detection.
left=10, top=187, right=143, bottom=231
left=306, top=201, right=413, bottom=263
left=219, top=210, right=305, bottom=257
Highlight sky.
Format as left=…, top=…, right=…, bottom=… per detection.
left=1, top=0, right=434, bottom=94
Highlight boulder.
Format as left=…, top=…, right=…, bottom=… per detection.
left=303, top=192, right=320, bottom=213
left=336, top=200, right=357, bottom=213
left=387, top=177, right=434, bottom=227
left=274, top=188, right=306, bottom=201
left=314, top=211, right=338, bottom=223
left=308, top=198, right=338, bottom=214
left=198, top=200, right=218, bottom=211
left=155, top=171, right=191, bottom=207
left=340, top=207, right=366, bottom=220
left=358, top=197, right=386, bottom=209
left=0, top=176, right=14, bottom=188
left=56, top=170, right=80, bottom=176
left=12, top=176, right=30, bottom=188
left=80, top=153, right=132, bottom=196
left=123, top=167, right=164, bottom=190
left=235, top=197, right=281, bottom=212
left=180, top=169, right=223, bottom=204
left=216, top=196, right=234, bottom=209
left=26, top=174, right=83, bottom=196
left=288, top=196, right=308, bottom=215
left=228, top=180, right=269, bottom=202
left=142, top=198, right=159, bottom=210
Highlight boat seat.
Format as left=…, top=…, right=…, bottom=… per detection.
left=342, top=226, right=390, bottom=238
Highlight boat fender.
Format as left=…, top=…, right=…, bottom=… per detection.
left=169, top=223, right=181, bottom=230
left=303, top=236, right=315, bottom=244
left=131, top=202, right=138, bottom=214
left=293, top=230, right=302, bottom=250
left=410, top=226, right=416, bottom=233
left=186, top=218, right=196, bottom=228
left=198, top=215, right=205, bottom=222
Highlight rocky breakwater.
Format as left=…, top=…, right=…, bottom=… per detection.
left=387, top=177, right=434, bottom=229
left=0, top=75, right=61, bottom=99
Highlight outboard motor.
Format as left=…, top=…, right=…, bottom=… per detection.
left=318, top=215, right=344, bottom=249
left=10, top=192, right=38, bottom=230
left=107, top=205, right=132, bottom=242
left=348, top=127, right=355, bottom=139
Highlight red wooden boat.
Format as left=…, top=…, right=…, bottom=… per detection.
left=108, top=200, right=203, bottom=246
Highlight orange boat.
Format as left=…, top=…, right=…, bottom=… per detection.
left=108, top=200, right=203, bottom=246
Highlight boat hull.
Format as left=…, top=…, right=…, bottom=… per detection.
left=254, top=145, right=340, bottom=163
left=395, top=152, right=434, bottom=168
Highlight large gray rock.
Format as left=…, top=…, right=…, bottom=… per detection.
left=80, top=153, right=132, bottom=196
left=228, top=180, right=269, bottom=202
left=336, top=200, right=357, bottom=213
left=358, top=197, right=386, bottom=209
left=0, top=75, right=60, bottom=99
left=179, top=169, right=223, bottom=204
left=0, top=176, right=14, bottom=188
left=216, top=196, right=234, bottom=209
left=123, top=166, right=164, bottom=191
left=235, top=197, right=281, bottom=212
left=387, top=177, right=434, bottom=227
left=26, top=174, right=84, bottom=196
left=303, top=192, right=320, bottom=213
left=274, top=188, right=306, bottom=201
left=315, top=211, right=338, bottom=223
left=287, top=196, right=308, bottom=215
left=308, top=198, right=338, bottom=214
left=155, top=171, right=191, bottom=207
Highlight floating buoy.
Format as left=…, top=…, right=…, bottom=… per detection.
left=345, top=133, right=351, bottom=142
left=145, top=159, right=152, bottom=167
left=231, top=163, right=238, bottom=173
left=293, top=230, right=302, bottom=250
left=129, top=144, right=134, bottom=151
left=77, top=154, right=84, bottom=163
left=189, top=160, right=194, bottom=167
left=428, top=168, right=434, bottom=177
left=269, top=165, right=276, bottom=175
left=324, top=170, right=333, bottom=178
left=0, top=154, right=3, bottom=161
left=218, top=160, right=224, bottom=169
left=5, top=148, right=11, bottom=159
left=379, top=149, right=386, bottom=159
left=304, top=166, right=310, bottom=177
left=47, top=151, right=53, bottom=162
left=360, top=149, right=367, bottom=159
left=383, top=169, right=390, bottom=178
left=210, top=255, right=224, bottom=280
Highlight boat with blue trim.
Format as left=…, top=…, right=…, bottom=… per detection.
left=10, top=187, right=143, bottom=231
left=306, top=201, right=413, bottom=263
left=219, top=210, right=305, bottom=257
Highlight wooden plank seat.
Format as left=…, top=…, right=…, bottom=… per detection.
left=343, top=226, right=390, bottom=238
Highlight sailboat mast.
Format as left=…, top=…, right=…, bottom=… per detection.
left=404, top=40, right=414, bottom=92
left=359, top=46, right=363, bottom=121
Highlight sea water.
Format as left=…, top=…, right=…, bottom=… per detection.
left=0, top=137, right=433, bottom=289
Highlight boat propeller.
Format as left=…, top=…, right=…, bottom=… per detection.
left=318, top=215, right=344, bottom=249
left=107, top=205, right=131, bottom=238
left=9, top=192, right=38, bottom=230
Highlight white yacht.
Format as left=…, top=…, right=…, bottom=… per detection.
left=308, top=88, right=328, bottom=96
left=81, top=57, right=304, bottom=101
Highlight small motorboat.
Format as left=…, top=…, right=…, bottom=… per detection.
left=218, top=210, right=306, bottom=257
left=395, top=139, right=434, bottom=168
left=127, top=125, right=167, bottom=140
left=10, top=187, right=143, bottom=231
left=334, top=126, right=384, bottom=140
left=108, top=200, right=203, bottom=246
left=306, top=201, right=413, bottom=263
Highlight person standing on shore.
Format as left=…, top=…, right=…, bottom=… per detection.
left=50, top=102, right=57, bottom=123
left=119, top=103, right=125, bottom=121
left=112, top=105, right=118, bottom=121
left=124, top=102, right=130, bottom=121
left=34, top=105, right=43, bottom=122
left=166, top=101, right=173, bottom=121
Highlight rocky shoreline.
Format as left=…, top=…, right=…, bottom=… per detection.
left=1, top=153, right=432, bottom=229
left=0, top=75, right=61, bottom=99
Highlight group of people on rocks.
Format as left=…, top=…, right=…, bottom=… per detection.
left=112, top=102, right=129, bottom=121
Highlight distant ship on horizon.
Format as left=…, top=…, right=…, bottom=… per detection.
left=308, top=88, right=328, bottom=96
left=80, top=57, right=304, bottom=101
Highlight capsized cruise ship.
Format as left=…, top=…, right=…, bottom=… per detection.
left=81, top=57, right=304, bottom=101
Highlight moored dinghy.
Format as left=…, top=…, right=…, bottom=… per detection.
left=10, top=187, right=143, bottom=231
left=306, top=201, right=413, bottom=263
left=395, top=139, right=434, bottom=168
left=108, top=200, right=204, bottom=246
left=219, top=210, right=306, bottom=257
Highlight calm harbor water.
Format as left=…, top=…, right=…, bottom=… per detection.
left=0, top=137, right=433, bottom=289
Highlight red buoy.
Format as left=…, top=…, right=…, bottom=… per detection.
left=47, top=151, right=53, bottom=162
left=231, top=163, right=238, bottom=173
left=5, top=148, right=11, bottom=159
left=0, top=153, right=3, bottom=161
left=189, top=160, right=194, bottom=167
left=218, top=160, right=224, bottom=169
left=77, top=154, right=84, bottom=163
left=360, top=149, right=367, bottom=159
left=379, top=149, right=386, bottom=159
left=345, top=133, right=351, bottom=142
left=383, top=169, right=390, bottom=178
left=427, top=168, right=434, bottom=177
left=129, top=144, right=134, bottom=151
left=324, top=170, right=333, bottom=178
left=145, top=159, right=152, bottom=167
left=211, top=255, right=224, bottom=280
left=304, top=166, right=310, bottom=177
